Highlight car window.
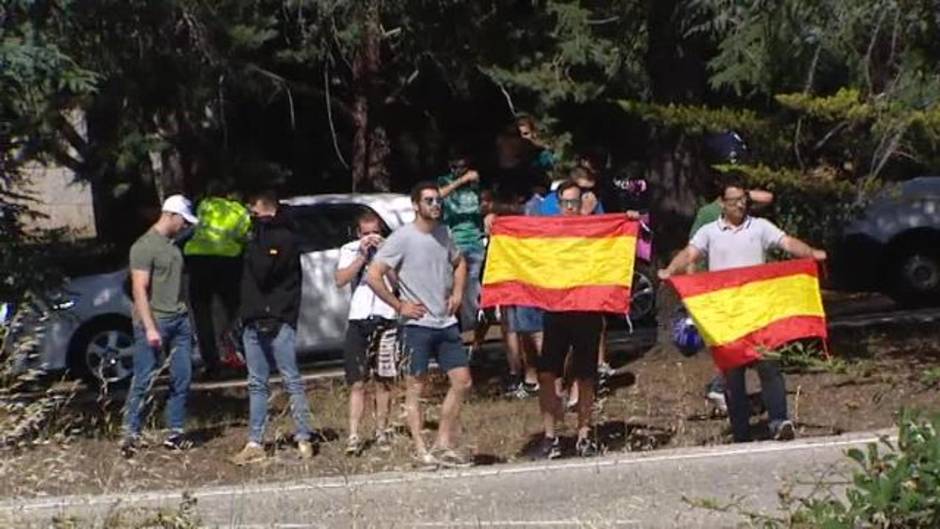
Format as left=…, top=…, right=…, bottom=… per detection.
left=290, top=204, right=390, bottom=252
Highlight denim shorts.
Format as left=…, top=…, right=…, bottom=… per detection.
left=505, top=306, right=544, bottom=333
left=400, top=324, right=468, bottom=376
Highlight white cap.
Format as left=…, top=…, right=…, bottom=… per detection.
left=162, top=194, right=199, bottom=225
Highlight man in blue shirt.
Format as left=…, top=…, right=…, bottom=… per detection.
left=539, top=167, right=605, bottom=216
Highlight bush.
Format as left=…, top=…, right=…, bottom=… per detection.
left=0, top=296, right=81, bottom=448
left=806, top=411, right=940, bottom=529
left=694, top=411, right=940, bottom=528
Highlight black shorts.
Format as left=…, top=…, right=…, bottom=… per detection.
left=538, top=312, right=604, bottom=380
left=344, top=318, right=395, bottom=384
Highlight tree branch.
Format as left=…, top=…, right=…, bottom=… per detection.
left=324, top=64, right=350, bottom=170
left=863, top=8, right=887, bottom=95
left=244, top=64, right=295, bottom=130
left=794, top=44, right=823, bottom=170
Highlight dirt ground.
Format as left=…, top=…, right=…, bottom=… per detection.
left=0, top=322, right=938, bottom=500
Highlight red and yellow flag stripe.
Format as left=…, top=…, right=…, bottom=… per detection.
left=669, top=259, right=827, bottom=371
left=481, top=214, right=638, bottom=313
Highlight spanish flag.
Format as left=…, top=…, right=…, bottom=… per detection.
left=669, top=259, right=827, bottom=371
left=481, top=214, right=637, bottom=313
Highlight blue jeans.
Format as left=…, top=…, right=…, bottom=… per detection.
left=725, top=359, right=788, bottom=442
left=459, top=248, right=484, bottom=331
left=123, top=313, right=193, bottom=437
left=243, top=323, right=313, bottom=444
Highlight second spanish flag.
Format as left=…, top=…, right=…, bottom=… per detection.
left=669, top=259, right=828, bottom=371
left=481, top=214, right=637, bottom=313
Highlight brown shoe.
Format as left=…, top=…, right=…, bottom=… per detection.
left=230, top=443, right=266, bottom=466
left=298, top=440, right=316, bottom=460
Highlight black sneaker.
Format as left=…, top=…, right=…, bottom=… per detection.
left=772, top=420, right=796, bottom=441
left=120, top=437, right=139, bottom=458
left=522, top=381, right=539, bottom=396
left=576, top=436, right=599, bottom=458
left=533, top=436, right=562, bottom=460
left=163, top=433, right=193, bottom=451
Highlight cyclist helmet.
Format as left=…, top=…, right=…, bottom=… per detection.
left=672, top=308, right=704, bottom=357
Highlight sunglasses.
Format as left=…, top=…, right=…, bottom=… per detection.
left=421, top=197, right=443, bottom=206
left=559, top=198, right=582, bottom=209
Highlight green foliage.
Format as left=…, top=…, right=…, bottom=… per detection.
left=775, top=88, right=874, bottom=122
left=802, top=412, right=940, bottom=528
left=690, top=412, right=940, bottom=529
left=616, top=100, right=767, bottom=135
left=767, top=340, right=851, bottom=375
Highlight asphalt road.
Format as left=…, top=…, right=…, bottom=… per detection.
left=0, top=429, right=892, bottom=528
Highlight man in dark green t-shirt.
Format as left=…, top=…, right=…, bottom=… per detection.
left=122, top=194, right=198, bottom=457
left=437, top=151, right=485, bottom=332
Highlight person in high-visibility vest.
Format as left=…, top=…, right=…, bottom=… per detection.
left=184, top=180, right=251, bottom=378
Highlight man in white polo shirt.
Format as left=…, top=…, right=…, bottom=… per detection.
left=659, top=177, right=826, bottom=443
left=335, top=211, right=399, bottom=457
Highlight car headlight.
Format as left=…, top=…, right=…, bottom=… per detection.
left=48, top=290, right=81, bottom=311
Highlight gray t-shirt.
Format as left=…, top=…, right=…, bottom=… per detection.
left=129, top=229, right=187, bottom=319
left=374, top=222, right=461, bottom=328
left=689, top=216, right=786, bottom=272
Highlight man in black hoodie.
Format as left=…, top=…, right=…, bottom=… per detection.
left=230, top=190, right=315, bottom=465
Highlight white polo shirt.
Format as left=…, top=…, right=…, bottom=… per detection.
left=690, top=216, right=786, bottom=272
left=338, top=240, right=397, bottom=321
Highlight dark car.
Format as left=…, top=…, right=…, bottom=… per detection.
left=832, top=177, right=940, bottom=305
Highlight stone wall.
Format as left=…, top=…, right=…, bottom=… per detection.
left=13, top=163, right=97, bottom=238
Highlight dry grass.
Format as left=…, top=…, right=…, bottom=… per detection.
left=0, top=321, right=938, bottom=505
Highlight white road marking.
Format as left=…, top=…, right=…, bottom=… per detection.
left=412, top=521, right=640, bottom=527
left=1, top=430, right=895, bottom=514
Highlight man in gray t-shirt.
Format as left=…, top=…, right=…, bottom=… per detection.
left=373, top=221, right=461, bottom=328
left=659, top=179, right=826, bottom=444
left=367, top=182, right=470, bottom=468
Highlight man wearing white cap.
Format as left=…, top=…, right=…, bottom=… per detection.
left=121, top=194, right=199, bottom=457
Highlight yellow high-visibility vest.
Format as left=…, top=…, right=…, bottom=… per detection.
left=183, top=197, right=251, bottom=258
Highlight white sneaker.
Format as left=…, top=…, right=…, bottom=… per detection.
left=706, top=391, right=728, bottom=414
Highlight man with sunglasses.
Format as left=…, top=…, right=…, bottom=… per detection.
left=689, top=177, right=774, bottom=416
left=367, top=182, right=471, bottom=468
left=437, top=151, right=485, bottom=333
left=659, top=177, right=826, bottom=443
left=533, top=180, right=608, bottom=459
left=538, top=167, right=604, bottom=216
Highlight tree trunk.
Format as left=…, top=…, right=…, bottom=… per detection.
left=645, top=0, right=711, bottom=351
left=350, top=0, right=389, bottom=192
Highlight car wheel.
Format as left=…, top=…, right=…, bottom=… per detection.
left=890, top=246, right=940, bottom=306
left=629, top=263, right=657, bottom=324
left=68, top=316, right=135, bottom=386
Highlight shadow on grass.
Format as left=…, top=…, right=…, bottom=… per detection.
left=515, top=419, right=675, bottom=460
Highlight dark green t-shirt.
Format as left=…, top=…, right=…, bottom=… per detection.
left=437, top=172, right=484, bottom=254
left=129, top=229, right=187, bottom=318
left=689, top=199, right=722, bottom=238
left=689, top=199, right=722, bottom=272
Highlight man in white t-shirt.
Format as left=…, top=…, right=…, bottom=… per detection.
left=335, top=211, right=399, bottom=457
left=659, top=178, right=826, bottom=443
